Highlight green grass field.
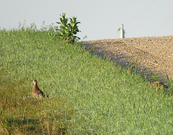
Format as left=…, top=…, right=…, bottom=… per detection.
left=1, top=26, right=173, bottom=134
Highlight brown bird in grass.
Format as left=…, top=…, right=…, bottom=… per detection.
left=148, top=81, right=168, bottom=90
left=32, top=80, right=45, bottom=98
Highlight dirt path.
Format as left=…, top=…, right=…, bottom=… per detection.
left=82, top=36, right=173, bottom=83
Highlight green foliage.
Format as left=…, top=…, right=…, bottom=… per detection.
left=1, top=26, right=173, bottom=134
left=56, top=13, right=80, bottom=43
left=127, top=57, right=138, bottom=72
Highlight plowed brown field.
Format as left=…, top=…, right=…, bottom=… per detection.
left=82, top=36, right=173, bottom=82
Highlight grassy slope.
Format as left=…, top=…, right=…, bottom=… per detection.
left=0, top=29, right=173, bottom=134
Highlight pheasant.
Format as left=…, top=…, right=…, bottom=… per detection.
left=148, top=81, right=168, bottom=90
left=32, top=80, right=45, bottom=98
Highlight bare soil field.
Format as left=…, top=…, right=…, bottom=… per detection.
left=82, top=36, right=173, bottom=83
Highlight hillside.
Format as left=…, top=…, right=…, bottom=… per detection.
left=83, top=36, right=173, bottom=82
left=1, top=29, right=173, bottom=134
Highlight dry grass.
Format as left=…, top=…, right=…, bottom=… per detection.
left=0, top=69, right=73, bottom=134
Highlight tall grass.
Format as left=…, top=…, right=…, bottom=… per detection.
left=1, top=26, right=173, bottom=134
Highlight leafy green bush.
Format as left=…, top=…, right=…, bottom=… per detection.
left=56, top=13, right=80, bottom=43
